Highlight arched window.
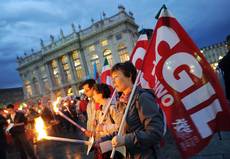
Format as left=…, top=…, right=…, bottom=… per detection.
left=103, top=49, right=113, bottom=66
left=118, top=43, right=129, bottom=62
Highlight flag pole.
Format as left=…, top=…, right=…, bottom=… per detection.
left=110, top=70, right=142, bottom=158
left=99, top=90, right=116, bottom=124
left=155, top=4, right=167, bottom=19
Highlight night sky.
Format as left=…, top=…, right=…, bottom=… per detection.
left=0, top=0, right=230, bottom=88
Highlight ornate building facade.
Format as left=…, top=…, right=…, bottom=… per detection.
left=17, top=5, right=139, bottom=101
left=200, top=40, right=228, bottom=69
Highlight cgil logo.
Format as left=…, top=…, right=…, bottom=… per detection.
left=152, top=25, right=223, bottom=139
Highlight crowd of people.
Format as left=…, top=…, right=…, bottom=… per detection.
left=0, top=90, right=89, bottom=159
left=1, top=35, right=230, bottom=159
left=0, top=61, right=166, bottom=159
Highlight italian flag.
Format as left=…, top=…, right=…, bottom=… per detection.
left=101, top=58, right=113, bottom=91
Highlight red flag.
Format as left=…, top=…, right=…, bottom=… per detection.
left=142, top=7, right=230, bottom=158
left=130, top=34, right=149, bottom=70
left=101, top=58, right=114, bottom=93
left=130, top=33, right=150, bottom=88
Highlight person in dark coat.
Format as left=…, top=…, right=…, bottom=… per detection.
left=111, top=62, right=165, bottom=159
left=218, top=35, right=230, bottom=101
left=0, top=108, right=7, bottom=159
left=6, top=104, right=37, bottom=159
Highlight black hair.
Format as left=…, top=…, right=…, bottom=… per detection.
left=79, top=79, right=96, bottom=89
left=93, top=83, right=111, bottom=99
left=7, top=104, right=14, bottom=109
left=111, top=61, right=137, bottom=84
left=74, top=96, right=81, bottom=100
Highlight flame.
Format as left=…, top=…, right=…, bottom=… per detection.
left=53, top=97, right=61, bottom=113
left=53, top=100, right=59, bottom=113
left=7, top=119, right=10, bottom=124
left=38, top=109, right=41, bottom=114
left=34, top=117, right=47, bottom=140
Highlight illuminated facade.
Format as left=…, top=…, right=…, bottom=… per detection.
left=200, top=41, right=228, bottom=69
left=17, top=5, right=138, bottom=101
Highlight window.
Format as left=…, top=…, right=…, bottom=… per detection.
left=101, top=39, right=108, bottom=47
left=88, top=45, right=95, bottom=52
left=91, top=53, right=101, bottom=71
left=103, top=49, right=113, bottom=66
left=61, top=56, right=71, bottom=83
left=72, top=50, right=84, bottom=80
left=118, top=43, right=129, bottom=62
left=51, top=60, right=60, bottom=87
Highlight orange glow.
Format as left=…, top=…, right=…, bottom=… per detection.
left=53, top=97, right=61, bottom=113
left=34, top=117, right=47, bottom=140
left=53, top=100, right=59, bottom=113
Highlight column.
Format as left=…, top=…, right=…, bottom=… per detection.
left=35, top=67, right=44, bottom=96
left=110, top=38, right=120, bottom=64
left=45, top=63, right=54, bottom=90
left=29, top=71, right=36, bottom=97
left=56, top=58, right=66, bottom=97
left=22, top=80, right=28, bottom=100
left=67, top=53, right=77, bottom=81
left=66, top=53, right=77, bottom=95
left=30, top=81, right=36, bottom=97
left=77, top=51, right=87, bottom=79
left=45, top=63, right=55, bottom=100
left=95, top=42, right=104, bottom=67
left=77, top=32, right=90, bottom=76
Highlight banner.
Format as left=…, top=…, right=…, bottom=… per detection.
left=142, top=6, right=230, bottom=158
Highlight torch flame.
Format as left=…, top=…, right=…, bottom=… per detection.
left=53, top=100, right=59, bottom=113
left=34, top=117, right=47, bottom=140
left=53, top=97, right=61, bottom=113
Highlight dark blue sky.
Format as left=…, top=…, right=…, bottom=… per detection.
left=0, top=0, right=230, bottom=88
